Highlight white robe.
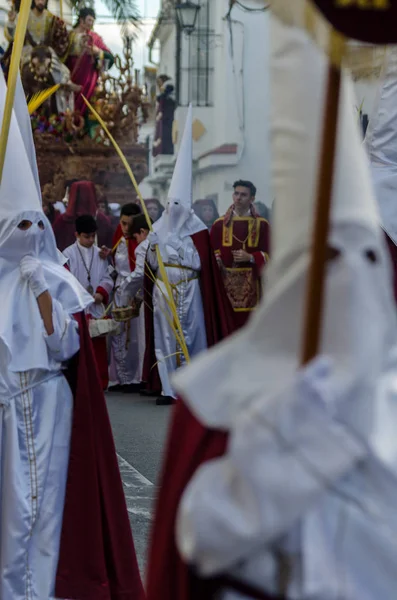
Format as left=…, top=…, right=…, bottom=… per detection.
left=0, top=299, right=80, bottom=600
left=63, top=241, right=114, bottom=319
left=147, top=237, right=207, bottom=398
left=109, top=237, right=140, bottom=386
left=122, top=238, right=149, bottom=382
left=177, top=356, right=397, bottom=600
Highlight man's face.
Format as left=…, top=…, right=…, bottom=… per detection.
left=82, top=15, right=95, bottom=31
left=120, top=215, right=133, bottom=238
left=77, top=232, right=96, bottom=248
left=98, top=201, right=107, bottom=214
left=133, top=229, right=148, bottom=245
left=232, top=186, right=253, bottom=213
left=33, top=0, right=46, bottom=13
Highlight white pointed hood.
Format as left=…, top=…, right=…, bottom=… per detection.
left=365, top=47, right=397, bottom=244
left=153, top=104, right=206, bottom=243
left=173, top=15, right=395, bottom=431
left=0, top=69, right=92, bottom=372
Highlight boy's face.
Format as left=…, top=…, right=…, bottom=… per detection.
left=133, top=228, right=148, bottom=245
left=76, top=231, right=96, bottom=248
left=120, top=214, right=133, bottom=238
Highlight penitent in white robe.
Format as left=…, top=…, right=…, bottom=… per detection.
left=109, top=238, right=140, bottom=386
left=63, top=241, right=114, bottom=318
left=147, top=237, right=207, bottom=398
left=0, top=299, right=80, bottom=600
left=177, top=356, right=397, bottom=600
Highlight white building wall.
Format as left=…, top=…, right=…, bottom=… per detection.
left=171, top=0, right=272, bottom=214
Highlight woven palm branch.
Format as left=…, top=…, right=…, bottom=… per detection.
left=27, top=84, right=60, bottom=115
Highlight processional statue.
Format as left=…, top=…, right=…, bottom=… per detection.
left=3, top=1, right=114, bottom=115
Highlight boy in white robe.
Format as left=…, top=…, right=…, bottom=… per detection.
left=119, top=213, right=152, bottom=387
left=63, top=214, right=114, bottom=389
left=109, top=203, right=142, bottom=393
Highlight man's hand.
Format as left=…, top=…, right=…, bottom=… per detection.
left=99, top=246, right=111, bottom=260
left=232, top=249, right=253, bottom=264
left=94, top=292, right=104, bottom=304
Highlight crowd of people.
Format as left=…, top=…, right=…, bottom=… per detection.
left=41, top=109, right=270, bottom=406
left=6, top=5, right=397, bottom=600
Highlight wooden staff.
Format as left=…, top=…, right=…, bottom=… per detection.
left=0, top=0, right=31, bottom=182
left=301, top=60, right=342, bottom=365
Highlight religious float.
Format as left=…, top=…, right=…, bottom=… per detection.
left=4, top=9, right=150, bottom=206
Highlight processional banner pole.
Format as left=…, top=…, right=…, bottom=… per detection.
left=0, top=0, right=31, bottom=183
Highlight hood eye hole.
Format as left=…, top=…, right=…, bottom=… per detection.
left=17, top=220, right=33, bottom=230
left=326, top=246, right=341, bottom=262
left=365, top=249, right=378, bottom=264
left=38, top=220, right=45, bottom=230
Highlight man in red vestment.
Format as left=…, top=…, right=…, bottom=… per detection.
left=211, top=180, right=270, bottom=329
left=53, top=180, right=114, bottom=251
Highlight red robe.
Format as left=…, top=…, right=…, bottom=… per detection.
left=210, top=216, right=270, bottom=329
left=385, top=232, right=397, bottom=304
left=142, top=228, right=236, bottom=393
left=146, top=399, right=281, bottom=600
left=56, top=313, right=144, bottom=600
left=53, top=181, right=114, bottom=251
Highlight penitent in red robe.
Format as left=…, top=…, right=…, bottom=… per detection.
left=210, top=215, right=270, bottom=329
left=142, top=228, right=236, bottom=394
left=53, top=181, right=114, bottom=251
left=56, top=313, right=144, bottom=600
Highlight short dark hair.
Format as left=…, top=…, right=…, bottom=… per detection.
left=121, top=203, right=141, bottom=218
left=233, top=180, right=257, bottom=198
left=79, top=7, right=96, bottom=20
left=75, top=214, right=97, bottom=234
left=129, top=213, right=152, bottom=235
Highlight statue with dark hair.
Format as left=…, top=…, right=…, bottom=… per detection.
left=4, top=0, right=78, bottom=113
left=66, top=6, right=114, bottom=115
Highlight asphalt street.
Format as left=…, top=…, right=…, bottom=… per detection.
left=106, top=392, right=172, bottom=576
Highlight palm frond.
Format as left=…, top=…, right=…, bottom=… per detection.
left=82, top=94, right=191, bottom=363
left=28, top=84, right=60, bottom=115
left=70, top=0, right=140, bottom=28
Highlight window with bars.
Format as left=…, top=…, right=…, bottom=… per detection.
left=177, top=0, right=214, bottom=107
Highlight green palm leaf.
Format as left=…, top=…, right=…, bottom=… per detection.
left=70, top=0, right=140, bottom=29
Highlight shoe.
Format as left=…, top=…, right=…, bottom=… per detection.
left=107, top=384, right=124, bottom=393
left=140, top=388, right=160, bottom=397
left=156, top=396, right=176, bottom=406
left=122, top=383, right=142, bottom=394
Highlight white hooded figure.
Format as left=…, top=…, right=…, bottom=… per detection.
left=0, top=71, right=93, bottom=599
left=147, top=104, right=208, bottom=404
left=171, top=14, right=397, bottom=600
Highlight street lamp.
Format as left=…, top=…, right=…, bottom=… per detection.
left=175, top=1, right=200, bottom=35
